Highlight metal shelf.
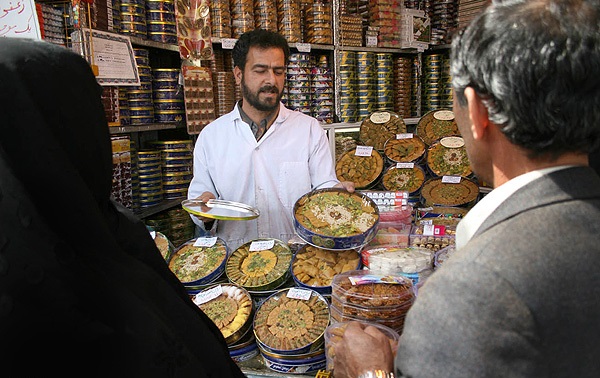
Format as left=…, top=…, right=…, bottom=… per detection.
left=134, top=198, right=185, bottom=219
left=211, top=37, right=335, bottom=51
left=109, top=122, right=184, bottom=134
left=337, top=45, right=418, bottom=54
left=128, top=36, right=179, bottom=52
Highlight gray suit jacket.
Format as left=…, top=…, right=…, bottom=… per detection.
left=396, top=166, right=600, bottom=377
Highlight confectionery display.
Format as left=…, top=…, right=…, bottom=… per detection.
left=292, top=245, right=360, bottom=291
left=335, top=148, right=385, bottom=189
left=168, top=237, right=228, bottom=284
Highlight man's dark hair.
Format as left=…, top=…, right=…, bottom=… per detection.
left=451, top=0, right=600, bottom=157
left=232, top=29, right=290, bottom=70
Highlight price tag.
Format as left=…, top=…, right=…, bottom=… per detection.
left=440, top=136, right=465, bottom=148
left=194, top=237, right=218, bottom=247
left=396, top=133, right=414, bottom=139
left=433, top=110, right=455, bottom=121
left=287, top=288, right=312, bottom=301
left=295, top=43, right=311, bottom=52
left=250, top=239, right=275, bottom=251
left=366, top=35, right=378, bottom=47
left=194, top=285, right=223, bottom=305
left=355, top=145, right=373, bottom=156
left=442, top=175, right=462, bottom=184
left=396, top=162, right=415, bottom=169
left=150, top=231, right=156, bottom=239
left=423, top=224, right=447, bottom=236
left=369, top=111, right=391, bottom=124
left=420, top=219, right=433, bottom=225
left=221, top=38, right=237, bottom=49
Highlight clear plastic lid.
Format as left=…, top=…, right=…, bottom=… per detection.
left=331, top=270, right=415, bottom=308
left=364, top=246, right=433, bottom=274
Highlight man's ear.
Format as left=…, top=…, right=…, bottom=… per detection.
left=233, top=66, right=242, bottom=86
left=464, top=87, right=490, bottom=140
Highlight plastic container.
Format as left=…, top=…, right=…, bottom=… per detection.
left=325, top=321, right=400, bottom=372
left=329, top=304, right=407, bottom=334
left=409, top=224, right=457, bottom=252
left=365, top=221, right=412, bottom=248
left=434, top=245, right=456, bottom=269
left=331, top=270, right=415, bottom=308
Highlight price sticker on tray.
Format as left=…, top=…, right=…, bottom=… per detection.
left=287, top=288, right=312, bottom=301
left=295, top=43, right=311, bottom=52
left=396, top=162, right=415, bottom=169
left=194, top=285, right=223, bottom=305
left=150, top=231, right=156, bottom=239
left=355, top=145, right=373, bottom=157
left=442, top=175, right=462, bottom=184
left=396, top=133, right=414, bottom=139
left=194, top=237, right=218, bottom=247
left=250, top=239, right=275, bottom=251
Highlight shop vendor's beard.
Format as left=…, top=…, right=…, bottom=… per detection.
left=241, top=80, right=283, bottom=112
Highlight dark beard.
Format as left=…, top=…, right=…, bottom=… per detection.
left=241, top=79, right=283, bottom=112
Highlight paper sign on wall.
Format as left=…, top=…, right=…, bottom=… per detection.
left=0, top=0, right=42, bottom=40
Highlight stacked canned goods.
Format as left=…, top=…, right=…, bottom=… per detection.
left=128, top=47, right=155, bottom=125
left=427, top=0, right=459, bottom=46
left=411, top=56, right=421, bottom=117
left=376, top=53, right=394, bottom=112
left=338, top=51, right=358, bottom=122
left=211, top=0, right=232, bottom=38
left=152, top=68, right=185, bottom=123
left=421, top=53, right=447, bottom=113
left=339, top=14, right=363, bottom=47
left=146, top=0, right=177, bottom=44
left=286, top=53, right=312, bottom=115
left=440, top=55, right=453, bottom=109
left=130, top=140, right=140, bottom=209
left=230, top=0, right=254, bottom=39
left=393, top=56, right=413, bottom=118
left=304, top=2, right=333, bottom=44
left=137, top=149, right=164, bottom=207
left=356, top=52, right=377, bottom=120
left=118, top=87, right=130, bottom=125
left=311, top=55, right=334, bottom=124
left=278, top=0, right=302, bottom=43
left=119, top=0, right=147, bottom=38
left=254, top=0, right=278, bottom=32
left=213, top=72, right=237, bottom=117
left=145, top=207, right=196, bottom=247
left=148, top=140, right=194, bottom=200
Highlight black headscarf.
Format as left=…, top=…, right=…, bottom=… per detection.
left=0, top=38, right=245, bottom=377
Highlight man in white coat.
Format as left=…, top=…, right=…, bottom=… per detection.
left=188, top=29, right=353, bottom=250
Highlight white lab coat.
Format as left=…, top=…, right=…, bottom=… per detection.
left=188, top=103, right=339, bottom=250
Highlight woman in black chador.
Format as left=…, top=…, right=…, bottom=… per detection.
left=0, top=38, right=245, bottom=377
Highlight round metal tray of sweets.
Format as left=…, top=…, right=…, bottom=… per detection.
left=293, top=188, right=379, bottom=250
left=416, top=109, right=460, bottom=146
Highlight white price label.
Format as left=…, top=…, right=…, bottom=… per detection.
left=221, top=38, right=237, bottom=49
left=370, top=111, right=391, bottom=124
left=355, top=145, right=374, bottom=157
left=194, top=285, right=223, bottom=305
left=366, top=35, right=378, bottom=47
left=250, top=239, right=275, bottom=251
left=396, top=162, right=415, bottom=169
left=194, top=237, right=218, bottom=247
left=442, top=175, right=462, bottom=184
left=150, top=231, right=156, bottom=239
left=420, top=219, right=433, bottom=225
left=440, top=136, right=465, bottom=148
left=433, top=110, right=455, bottom=121
left=295, top=43, right=311, bottom=52
left=287, top=288, right=312, bottom=301
left=396, top=133, right=414, bottom=139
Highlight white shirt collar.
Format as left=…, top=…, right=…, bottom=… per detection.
left=456, top=165, right=575, bottom=249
